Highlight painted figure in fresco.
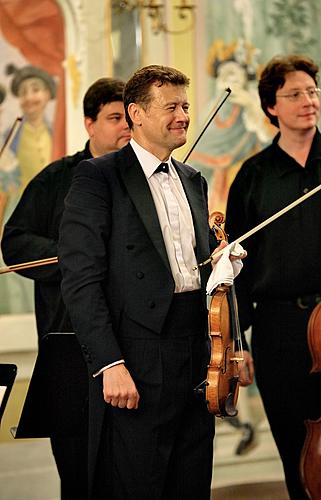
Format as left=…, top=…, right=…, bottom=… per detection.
left=6, top=63, right=56, bottom=192
left=0, top=81, right=33, bottom=314
left=225, top=54, right=321, bottom=500
left=1, top=77, right=131, bottom=500
left=190, top=39, right=274, bottom=214
left=0, top=83, right=20, bottom=230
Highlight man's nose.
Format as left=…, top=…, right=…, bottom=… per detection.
left=175, top=107, right=189, bottom=120
left=121, top=118, right=130, bottom=129
left=302, top=91, right=315, bottom=103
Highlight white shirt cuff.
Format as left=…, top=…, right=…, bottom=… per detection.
left=93, top=359, right=125, bottom=377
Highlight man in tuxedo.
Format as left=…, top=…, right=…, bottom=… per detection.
left=59, top=65, right=246, bottom=499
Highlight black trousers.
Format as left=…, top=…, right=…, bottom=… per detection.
left=94, top=291, right=215, bottom=500
left=252, top=300, right=321, bottom=500
left=51, top=434, right=88, bottom=500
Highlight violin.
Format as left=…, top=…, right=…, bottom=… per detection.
left=300, top=301, right=321, bottom=499
left=196, top=212, right=243, bottom=417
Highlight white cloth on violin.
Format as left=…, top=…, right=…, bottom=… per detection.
left=206, top=242, right=245, bottom=295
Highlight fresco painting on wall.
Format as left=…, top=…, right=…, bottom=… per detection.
left=190, top=37, right=275, bottom=214
left=0, top=0, right=65, bottom=314
left=191, top=0, right=321, bottom=214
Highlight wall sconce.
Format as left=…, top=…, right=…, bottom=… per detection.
left=113, top=1, right=196, bottom=35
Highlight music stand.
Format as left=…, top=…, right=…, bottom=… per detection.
left=12, top=332, right=88, bottom=439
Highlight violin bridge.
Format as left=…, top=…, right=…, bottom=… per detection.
left=230, top=356, right=243, bottom=362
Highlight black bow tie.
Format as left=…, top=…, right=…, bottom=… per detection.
left=155, top=162, right=169, bottom=173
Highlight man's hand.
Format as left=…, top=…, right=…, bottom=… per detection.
left=211, top=240, right=247, bottom=267
left=102, top=364, right=140, bottom=409
left=235, top=350, right=254, bottom=386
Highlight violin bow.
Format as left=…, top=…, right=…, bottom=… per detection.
left=0, top=117, right=23, bottom=159
left=194, top=181, right=321, bottom=269
left=0, top=256, right=58, bottom=275
left=183, top=88, right=231, bottom=162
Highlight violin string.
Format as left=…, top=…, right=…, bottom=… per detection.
left=230, top=286, right=244, bottom=360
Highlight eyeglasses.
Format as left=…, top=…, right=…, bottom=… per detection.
left=276, top=88, right=321, bottom=102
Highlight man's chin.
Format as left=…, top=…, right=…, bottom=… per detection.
left=118, top=138, right=131, bottom=149
left=175, top=136, right=187, bottom=148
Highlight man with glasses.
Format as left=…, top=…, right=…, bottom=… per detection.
left=225, top=55, right=321, bottom=500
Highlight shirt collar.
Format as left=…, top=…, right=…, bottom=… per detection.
left=272, top=127, right=321, bottom=176
left=130, top=138, right=174, bottom=179
left=307, top=127, right=321, bottom=163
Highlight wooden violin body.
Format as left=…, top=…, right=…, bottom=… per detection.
left=300, top=301, right=321, bottom=499
left=206, top=283, right=239, bottom=417
left=204, top=212, right=242, bottom=417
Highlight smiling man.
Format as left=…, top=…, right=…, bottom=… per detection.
left=1, top=77, right=131, bottom=500
left=58, top=65, right=219, bottom=500
left=225, top=55, right=321, bottom=500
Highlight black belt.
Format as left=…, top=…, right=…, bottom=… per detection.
left=263, top=293, right=321, bottom=310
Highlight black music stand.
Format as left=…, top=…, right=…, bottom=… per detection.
left=12, top=332, right=88, bottom=439
left=0, top=363, right=17, bottom=426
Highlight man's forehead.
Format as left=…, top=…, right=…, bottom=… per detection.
left=99, top=101, right=124, bottom=112
left=150, top=82, right=188, bottom=101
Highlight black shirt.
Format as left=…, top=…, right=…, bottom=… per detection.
left=1, top=142, right=92, bottom=340
left=225, top=128, right=321, bottom=331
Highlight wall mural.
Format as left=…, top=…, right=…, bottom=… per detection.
left=0, top=0, right=65, bottom=314
left=191, top=0, right=321, bottom=214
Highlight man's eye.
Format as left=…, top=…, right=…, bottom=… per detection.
left=291, top=92, right=300, bottom=99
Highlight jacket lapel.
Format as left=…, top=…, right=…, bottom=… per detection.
left=173, top=159, right=211, bottom=265
left=118, top=145, right=171, bottom=272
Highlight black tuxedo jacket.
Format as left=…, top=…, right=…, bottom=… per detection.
left=59, top=143, right=215, bottom=496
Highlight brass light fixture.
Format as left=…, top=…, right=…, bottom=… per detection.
left=113, top=1, right=196, bottom=35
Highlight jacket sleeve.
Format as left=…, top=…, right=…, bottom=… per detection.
left=58, top=160, right=123, bottom=375
left=1, top=170, right=61, bottom=282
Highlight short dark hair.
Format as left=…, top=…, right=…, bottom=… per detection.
left=83, top=77, right=125, bottom=120
left=124, top=65, right=190, bottom=129
left=258, top=55, right=319, bottom=127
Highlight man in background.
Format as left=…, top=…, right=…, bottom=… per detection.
left=1, top=77, right=131, bottom=500
left=225, top=54, right=321, bottom=500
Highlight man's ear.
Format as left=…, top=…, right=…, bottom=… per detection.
left=128, top=103, right=143, bottom=127
left=84, top=116, right=94, bottom=137
left=267, top=104, right=278, bottom=118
